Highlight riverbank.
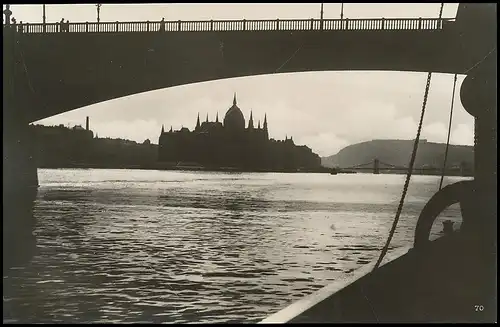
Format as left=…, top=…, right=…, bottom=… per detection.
left=37, top=164, right=472, bottom=177
left=38, top=163, right=333, bottom=174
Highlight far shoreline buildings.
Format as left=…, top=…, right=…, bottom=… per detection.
left=158, top=94, right=322, bottom=171
left=27, top=114, right=474, bottom=176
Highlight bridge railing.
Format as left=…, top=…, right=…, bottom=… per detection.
left=4, top=17, right=453, bottom=34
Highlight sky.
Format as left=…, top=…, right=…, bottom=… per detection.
left=5, top=3, right=474, bottom=157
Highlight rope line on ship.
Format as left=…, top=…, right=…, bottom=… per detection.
left=372, top=2, right=450, bottom=271
left=373, top=71, right=432, bottom=270
left=372, top=70, right=463, bottom=271
left=439, top=74, right=458, bottom=191
left=462, top=46, right=497, bottom=75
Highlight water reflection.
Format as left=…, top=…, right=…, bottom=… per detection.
left=3, top=170, right=469, bottom=323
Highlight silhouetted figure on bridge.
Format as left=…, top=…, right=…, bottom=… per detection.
left=159, top=18, right=165, bottom=32
left=11, top=17, right=16, bottom=25
left=4, top=5, right=12, bottom=25
left=59, top=18, right=70, bottom=32
left=18, top=21, right=23, bottom=33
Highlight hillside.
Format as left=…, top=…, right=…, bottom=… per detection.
left=321, top=139, right=474, bottom=169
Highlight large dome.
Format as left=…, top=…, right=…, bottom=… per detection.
left=224, top=94, right=245, bottom=131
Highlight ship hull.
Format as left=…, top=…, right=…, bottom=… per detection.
left=261, top=232, right=496, bottom=323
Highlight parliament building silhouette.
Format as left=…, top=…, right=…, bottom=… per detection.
left=158, top=94, right=321, bottom=171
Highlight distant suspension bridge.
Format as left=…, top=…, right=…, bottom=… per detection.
left=337, top=158, right=471, bottom=176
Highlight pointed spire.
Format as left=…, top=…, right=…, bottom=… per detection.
left=258, top=120, right=261, bottom=129
left=216, top=112, right=219, bottom=123
left=285, top=135, right=288, bottom=141
left=233, top=92, right=237, bottom=106
left=161, top=124, right=165, bottom=134
left=169, top=126, right=173, bottom=132
left=248, top=110, right=254, bottom=129
left=196, top=113, right=201, bottom=130
left=263, top=114, right=269, bottom=140
left=206, top=113, right=209, bottom=123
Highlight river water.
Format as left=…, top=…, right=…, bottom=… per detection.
left=3, top=169, right=469, bottom=324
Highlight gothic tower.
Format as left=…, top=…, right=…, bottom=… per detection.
left=196, top=113, right=201, bottom=130
left=248, top=110, right=254, bottom=129
left=263, top=114, right=269, bottom=140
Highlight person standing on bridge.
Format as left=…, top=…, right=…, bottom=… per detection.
left=65, top=19, right=70, bottom=32
left=59, top=18, right=65, bottom=32
left=159, top=17, right=166, bottom=32
left=4, top=4, right=12, bottom=25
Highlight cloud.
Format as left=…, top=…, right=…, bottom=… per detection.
left=451, top=123, right=474, bottom=146
left=299, top=133, right=349, bottom=157
left=422, top=122, right=448, bottom=141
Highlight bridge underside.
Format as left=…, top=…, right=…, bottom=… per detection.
left=11, top=26, right=492, bottom=122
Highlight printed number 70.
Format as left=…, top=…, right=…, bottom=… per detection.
left=475, top=305, right=484, bottom=312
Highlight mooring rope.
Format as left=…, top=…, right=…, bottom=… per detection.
left=373, top=72, right=433, bottom=271
left=439, top=74, right=458, bottom=191
left=371, top=3, right=451, bottom=272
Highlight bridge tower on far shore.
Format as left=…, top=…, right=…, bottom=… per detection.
left=373, top=158, right=380, bottom=174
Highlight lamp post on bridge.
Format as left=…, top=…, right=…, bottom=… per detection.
left=320, top=3, right=324, bottom=30
left=96, top=3, right=101, bottom=23
left=340, top=3, right=344, bottom=20
left=42, top=4, right=46, bottom=32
